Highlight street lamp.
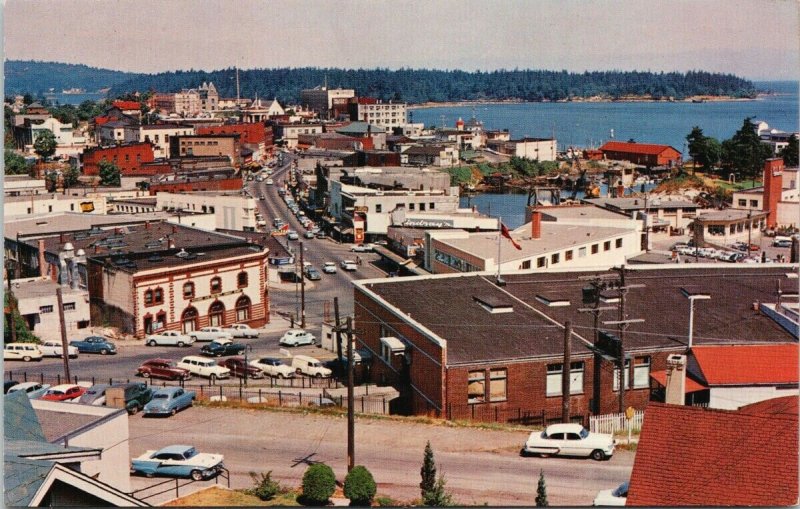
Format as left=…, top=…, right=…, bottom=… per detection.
left=681, top=288, right=711, bottom=349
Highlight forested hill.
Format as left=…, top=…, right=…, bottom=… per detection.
left=6, top=61, right=756, bottom=103
left=5, top=61, right=141, bottom=95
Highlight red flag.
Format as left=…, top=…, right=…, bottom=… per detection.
left=500, top=223, right=522, bottom=250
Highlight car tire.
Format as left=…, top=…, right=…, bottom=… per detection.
left=277, top=373, right=285, bottom=379
left=141, top=371, right=150, bottom=378
left=177, top=342, right=185, bottom=347
left=296, top=368, right=303, bottom=375
left=129, top=405, right=139, bottom=415
left=145, top=472, right=155, bottom=478
left=520, top=448, right=531, bottom=457
left=237, top=350, right=244, bottom=355
left=22, top=356, right=31, bottom=362
left=147, top=340, right=156, bottom=347
left=170, top=408, right=177, bottom=416
left=315, top=373, right=322, bottom=378
left=190, top=336, right=198, bottom=342
left=190, top=470, right=204, bottom=481
left=215, top=352, right=222, bottom=357
left=209, top=374, right=217, bottom=382
left=591, top=449, right=605, bottom=461
left=100, top=349, right=109, bottom=355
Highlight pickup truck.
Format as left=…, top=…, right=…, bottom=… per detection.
left=188, top=327, right=233, bottom=342
left=146, top=331, right=195, bottom=347
left=221, top=323, right=259, bottom=339
left=69, top=336, right=117, bottom=355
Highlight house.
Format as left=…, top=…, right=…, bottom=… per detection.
left=692, top=208, right=768, bottom=248
left=138, top=124, right=195, bottom=158
left=401, top=144, right=459, bottom=167
left=352, top=265, right=798, bottom=421
left=300, top=86, right=355, bottom=119
left=599, top=141, right=682, bottom=167
left=486, top=137, right=557, bottom=161
left=96, top=118, right=139, bottom=146
left=582, top=196, right=700, bottom=231
left=274, top=123, right=324, bottom=148
left=626, top=397, right=798, bottom=506
left=4, top=391, right=146, bottom=506
left=9, top=277, right=91, bottom=342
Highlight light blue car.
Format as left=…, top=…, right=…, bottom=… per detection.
left=131, top=445, right=224, bottom=481
left=143, top=387, right=195, bottom=417
left=6, top=382, right=50, bottom=399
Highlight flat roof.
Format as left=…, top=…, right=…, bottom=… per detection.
left=10, top=278, right=85, bottom=300
left=538, top=205, right=632, bottom=221
left=5, top=213, right=172, bottom=240
left=583, top=197, right=698, bottom=211
left=695, top=208, right=769, bottom=222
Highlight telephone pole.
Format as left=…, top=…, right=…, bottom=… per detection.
left=299, top=241, right=306, bottom=329
left=346, top=316, right=355, bottom=472
left=578, top=275, right=615, bottom=414
left=56, top=287, right=71, bottom=381
left=561, top=320, right=572, bottom=423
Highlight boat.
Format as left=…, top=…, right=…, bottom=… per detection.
left=691, top=98, right=705, bottom=103
left=62, top=88, right=85, bottom=94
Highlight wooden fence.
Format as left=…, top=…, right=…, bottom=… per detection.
left=589, top=409, right=645, bottom=434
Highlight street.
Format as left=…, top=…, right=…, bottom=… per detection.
left=128, top=405, right=634, bottom=506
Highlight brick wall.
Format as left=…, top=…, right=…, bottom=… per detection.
left=82, top=143, right=155, bottom=176
left=148, top=177, right=243, bottom=195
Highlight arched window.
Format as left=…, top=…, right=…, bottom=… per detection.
left=208, top=301, right=225, bottom=327
left=183, top=282, right=195, bottom=299
left=155, top=311, right=167, bottom=330
left=210, top=277, right=222, bottom=294
left=181, top=307, right=198, bottom=333
left=144, top=289, right=153, bottom=305
left=237, top=271, right=248, bottom=288
left=235, top=295, right=251, bottom=322
left=153, top=288, right=164, bottom=305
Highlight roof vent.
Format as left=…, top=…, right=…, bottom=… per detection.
left=175, top=248, right=189, bottom=258
left=473, top=295, right=513, bottom=314
left=535, top=294, right=571, bottom=307
left=62, top=242, right=75, bottom=251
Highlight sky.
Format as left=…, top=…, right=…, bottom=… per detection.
left=3, top=0, right=799, bottom=80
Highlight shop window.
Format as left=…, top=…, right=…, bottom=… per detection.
left=236, top=295, right=251, bottom=322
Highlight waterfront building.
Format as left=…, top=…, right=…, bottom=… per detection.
left=347, top=97, right=408, bottom=133
left=599, top=141, right=682, bottom=168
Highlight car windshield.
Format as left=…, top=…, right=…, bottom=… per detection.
left=153, top=393, right=169, bottom=399
left=183, top=448, right=197, bottom=459
left=614, top=482, right=629, bottom=497
left=579, top=428, right=589, bottom=439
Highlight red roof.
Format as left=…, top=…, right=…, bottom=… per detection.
left=113, top=100, right=141, bottom=111
left=627, top=399, right=798, bottom=506
left=691, top=344, right=798, bottom=385
left=599, top=141, right=680, bottom=156
left=649, top=370, right=707, bottom=393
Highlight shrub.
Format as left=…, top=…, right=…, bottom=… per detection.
left=301, top=463, right=336, bottom=505
left=423, top=476, right=454, bottom=507
left=246, top=470, right=280, bottom=501
left=343, top=465, right=377, bottom=506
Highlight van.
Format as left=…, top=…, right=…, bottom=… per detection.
left=291, top=355, right=332, bottom=378
left=3, top=343, right=43, bottom=362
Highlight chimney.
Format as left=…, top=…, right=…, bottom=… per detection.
left=531, top=210, right=542, bottom=239
left=664, top=354, right=687, bottom=405
left=145, top=221, right=150, bottom=230
left=172, top=225, right=177, bottom=234
left=59, top=233, right=64, bottom=243
left=762, top=158, right=784, bottom=229
left=616, top=184, right=625, bottom=198
left=38, top=239, right=47, bottom=278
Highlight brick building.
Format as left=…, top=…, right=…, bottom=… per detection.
left=82, top=142, right=155, bottom=176
left=169, top=134, right=241, bottom=168
left=599, top=141, right=682, bottom=167
left=148, top=175, right=243, bottom=195
left=196, top=123, right=266, bottom=146
left=352, top=265, right=797, bottom=423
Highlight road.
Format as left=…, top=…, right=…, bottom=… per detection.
left=129, top=406, right=633, bottom=506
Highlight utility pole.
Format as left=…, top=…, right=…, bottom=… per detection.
left=300, top=241, right=306, bottom=329
left=56, top=287, right=71, bottom=381
left=346, top=316, right=355, bottom=472
left=333, top=298, right=343, bottom=366
left=6, top=275, right=18, bottom=343
left=561, top=320, right=572, bottom=423
left=578, top=276, right=615, bottom=414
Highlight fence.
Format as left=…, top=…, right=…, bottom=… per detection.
left=589, top=410, right=645, bottom=434
left=446, top=403, right=589, bottom=427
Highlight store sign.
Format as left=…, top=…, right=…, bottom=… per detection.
left=354, top=206, right=368, bottom=213
left=191, top=289, right=243, bottom=303
left=403, top=219, right=454, bottom=228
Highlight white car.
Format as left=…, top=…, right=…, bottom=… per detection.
left=322, top=262, right=337, bottom=274
left=340, top=260, right=358, bottom=271
left=250, top=357, right=295, bottom=378
left=279, top=329, right=316, bottom=346
left=222, top=323, right=259, bottom=339
left=39, top=340, right=79, bottom=358
left=3, top=343, right=43, bottom=362
left=521, top=423, right=615, bottom=460
left=189, top=327, right=233, bottom=342
left=7, top=382, right=51, bottom=399
left=146, top=331, right=195, bottom=347
left=265, top=178, right=274, bottom=185
left=176, top=356, right=231, bottom=381
left=593, top=482, right=629, bottom=506
left=291, top=355, right=332, bottom=378
left=350, top=243, right=373, bottom=253
left=287, top=231, right=299, bottom=241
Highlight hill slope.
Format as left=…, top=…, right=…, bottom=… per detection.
left=4, top=60, right=140, bottom=96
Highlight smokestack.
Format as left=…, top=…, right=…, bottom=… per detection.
left=664, top=354, right=687, bottom=405
left=762, top=158, right=784, bottom=229
left=38, top=239, right=47, bottom=278
left=531, top=210, right=542, bottom=239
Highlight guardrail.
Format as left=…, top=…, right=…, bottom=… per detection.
left=128, top=467, right=229, bottom=502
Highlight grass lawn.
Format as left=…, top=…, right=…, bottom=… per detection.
left=163, top=486, right=300, bottom=506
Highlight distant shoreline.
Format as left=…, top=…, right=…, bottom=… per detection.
left=408, top=95, right=759, bottom=110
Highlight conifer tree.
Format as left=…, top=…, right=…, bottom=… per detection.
left=536, top=470, right=549, bottom=507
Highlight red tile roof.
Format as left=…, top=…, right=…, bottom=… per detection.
left=649, top=370, right=708, bottom=393
left=599, top=141, right=679, bottom=156
left=691, top=344, right=798, bottom=385
left=627, top=400, right=798, bottom=506
left=113, top=100, right=141, bottom=111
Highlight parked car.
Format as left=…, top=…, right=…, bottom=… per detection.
left=131, top=445, right=224, bottom=481
left=773, top=238, right=792, bottom=248
left=41, top=384, right=86, bottom=402
left=265, top=178, right=274, bottom=185
left=39, top=340, right=79, bottom=359
left=4, top=380, right=19, bottom=393
left=351, top=243, right=373, bottom=253
left=221, top=323, right=259, bottom=339
left=143, top=387, right=196, bottom=417
left=200, top=339, right=246, bottom=357
left=176, top=356, right=231, bottom=381
left=304, top=266, right=322, bottom=281
left=7, top=382, right=50, bottom=399
left=340, top=260, right=358, bottom=271
left=137, top=359, right=192, bottom=381
left=291, top=355, right=332, bottom=378
left=287, top=230, right=299, bottom=240
left=107, top=382, right=153, bottom=415
left=69, top=336, right=117, bottom=355
left=322, top=262, right=337, bottom=274
left=279, top=329, right=316, bottom=347
left=250, top=357, right=295, bottom=378
left=3, top=343, right=43, bottom=362
left=315, top=231, right=326, bottom=239
left=218, top=357, right=264, bottom=379
left=521, top=423, right=615, bottom=460
left=146, top=331, right=195, bottom=347
left=303, top=230, right=315, bottom=239
left=593, top=482, right=629, bottom=506
left=78, top=384, right=110, bottom=405
left=188, top=327, right=233, bottom=342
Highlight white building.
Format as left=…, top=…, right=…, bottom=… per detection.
left=731, top=167, right=799, bottom=227
left=138, top=124, right=195, bottom=158
left=4, top=193, right=107, bottom=217
left=401, top=145, right=459, bottom=167
left=275, top=123, right=324, bottom=148
left=300, top=87, right=355, bottom=118
left=155, top=191, right=259, bottom=231
left=11, top=277, right=91, bottom=342
left=351, top=100, right=408, bottom=132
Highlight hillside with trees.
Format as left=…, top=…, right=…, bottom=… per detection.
left=5, top=60, right=142, bottom=96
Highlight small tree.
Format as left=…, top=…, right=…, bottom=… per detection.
left=535, top=470, right=549, bottom=507
left=4, top=150, right=29, bottom=175
left=63, top=163, right=81, bottom=188
left=343, top=465, right=377, bottom=506
left=246, top=470, right=281, bottom=501
left=782, top=134, right=799, bottom=167
left=423, top=475, right=454, bottom=507
left=4, top=293, right=39, bottom=344
left=33, top=130, right=57, bottom=161
left=420, top=441, right=436, bottom=499
left=99, top=159, right=121, bottom=186
left=301, top=463, right=336, bottom=505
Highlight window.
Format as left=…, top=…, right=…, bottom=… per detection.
left=551, top=253, right=560, bottom=264
left=604, top=241, right=611, bottom=251
left=489, top=369, right=507, bottom=402
left=615, top=238, right=623, bottom=249
left=750, top=200, right=758, bottom=207
left=468, top=371, right=486, bottom=404
left=546, top=362, right=585, bottom=396
left=591, top=244, right=599, bottom=254
left=236, top=295, right=251, bottom=321
left=521, top=260, right=531, bottom=270
left=375, top=204, right=382, bottom=213
left=537, top=257, right=546, bottom=268
left=613, top=360, right=631, bottom=391
left=633, top=356, right=650, bottom=388
left=237, top=271, right=248, bottom=288
left=420, top=203, right=426, bottom=211
left=429, top=203, right=435, bottom=210
left=210, top=277, right=222, bottom=294
left=39, top=305, right=54, bottom=314
left=738, top=199, right=747, bottom=207
left=153, top=288, right=163, bottom=305
left=144, top=290, right=153, bottom=305
left=565, top=250, right=573, bottom=261
left=63, top=302, right=76, bottom=311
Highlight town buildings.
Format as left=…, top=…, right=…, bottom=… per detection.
left=599, top=141, right=682, bottom=167
left=9, top=277, right=91, bottom=343
left=300, top=86, right=355, bottom=119
left=347, top=97, right=408, bottom=132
